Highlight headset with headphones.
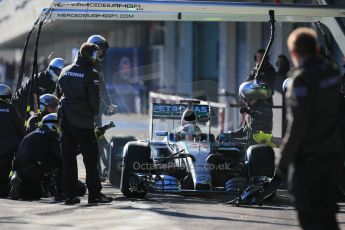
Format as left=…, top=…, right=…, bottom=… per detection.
left=80, top=43, right=100, bottom=62
left=91, top=49, right=99, bottom=62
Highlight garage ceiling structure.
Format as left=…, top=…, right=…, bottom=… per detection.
left=39, top=1, right=345, bottom=54
left=3, top=20, right=141, bottom=49
left=1, top=0, right=345, bottom=52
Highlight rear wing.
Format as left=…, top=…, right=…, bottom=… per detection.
left=150, top=102, right=210, bottom=140
left=151, top=103, right=210, bottom=119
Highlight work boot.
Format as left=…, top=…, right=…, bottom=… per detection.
left=88, top=193, right=113, bottom=204
left=54, top=193, right=65, bottom=202
left=9, top=173, right=21, bottom=200
left=64, top=196, right=80, bottom=205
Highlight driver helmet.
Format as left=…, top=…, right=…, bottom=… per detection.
left=181, top=108, right=197, bottom=126
left=0, top=84, right=12, bottom=102
left=39, top=94, right=59, bottom=114
left=180, top=108, right=201, bottom=141
left=47, top=58, right=66, bottom=83
left=239, top=80, right=271, bottom=100
left=41, top=113, right=60, bottom=132
left=87, top=35, right=109, bottom=61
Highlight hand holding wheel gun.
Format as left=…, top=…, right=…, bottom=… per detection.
left=95, top=121, right=116, bottom=139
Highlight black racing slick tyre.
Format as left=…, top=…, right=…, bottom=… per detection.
left=246, top=144, right=275, bottom=178
left=108, top=136, right=136, bottom=187
left=120, top=141, right=151, bottom=198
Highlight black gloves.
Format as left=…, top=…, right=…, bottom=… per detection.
left=240, top=107, right=260, bottom=118
left=103, top=104, right=118, bottom=116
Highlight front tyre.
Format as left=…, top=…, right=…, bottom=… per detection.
left=108, top=136, right=136, bottom=186
left=120, top=141, right=151, bottom=198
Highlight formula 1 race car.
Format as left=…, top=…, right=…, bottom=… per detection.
left=120, top=100, right=280, bottom=205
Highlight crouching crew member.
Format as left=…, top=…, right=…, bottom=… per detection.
left=0, top=84, right=24, bottom=197
left=12, top=58, right=65, bottom=125
left=9, top=113, right=63, bottom=200
left=57, top=42, right=113, bottom=205
left=26, top=94, right=59, bottom=134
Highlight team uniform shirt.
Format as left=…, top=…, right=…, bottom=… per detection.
left=12, top=71, right=56, bottom=123
left=16, top=127, right=61, bottom=162
left=231, top=99, right=273, bottom=139
left=279, top=56, right=343, bottom=169
left=0, top=102, right=24, bottom=159
left=57, top=55, right=100, bottom=129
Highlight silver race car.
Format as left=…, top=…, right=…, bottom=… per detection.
left=120, top=100, right=280, bottom=205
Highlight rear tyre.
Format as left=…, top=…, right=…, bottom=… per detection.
left=120, top=141, right=151, bottom=198
left=108, top=136, right=136, bottom=186
left=246, top=144, right=275, bottom=178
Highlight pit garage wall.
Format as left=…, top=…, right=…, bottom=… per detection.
left=0, top=0, right=344, bottom=135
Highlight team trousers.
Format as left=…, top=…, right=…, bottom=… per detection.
left=61, top=119, right=102, bottom=199
left=291, top=155, right=342, bottom=230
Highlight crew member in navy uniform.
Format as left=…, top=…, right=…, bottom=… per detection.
left=86, top=35, right=117, bottom=117
left=279, top=28, right=343, bottom=230
left=57, top=42, right=113, bottom=205
left=241, top=49, right=275, bottom=135
left=12, top=58, right=65, bottom=125
left=229, top=82, right=273, bottom=143
left=25, top=94, right=59, bottom=134
left=9, top=113, right=63, bottom=200
left=230, top=101, right=273, bottom=140
left=0, top=84, right=24, bottom=197
left=87, top=35, right=117, bottom=179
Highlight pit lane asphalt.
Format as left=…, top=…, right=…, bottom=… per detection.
left=2, top=184, right=345, bottom=229
left=1, top=114, right=345, bottom=229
